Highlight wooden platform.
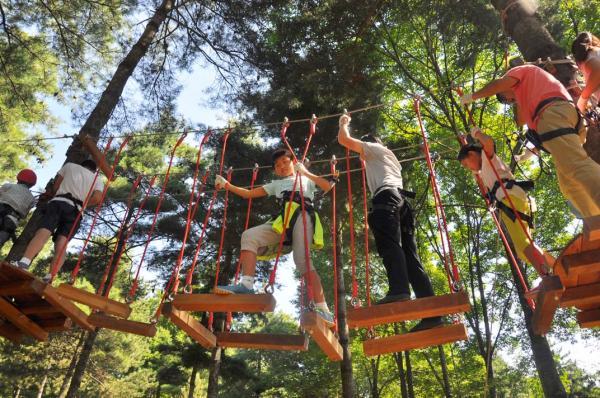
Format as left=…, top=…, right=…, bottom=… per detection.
left=532, top=228, right=600, bottom=334
left=0, top=262, right=94, bottom=342
left=347, top=292, right=471, bottom=329
left=577, top=309, right=600, bottom=329
left=362, top=323, right=468, bottom=356
left=56, top=283, right=132, bottom=319
left=531, top=276, right=564, bottom=336
left=162, top=302, right=216, bottom=348
left=216, top=332, right=309, bottom=351
left=301, top=312, right=343, bottom=361
left=88, top=312, right=157, bottom=337
left=172, top=293, right=276, bottom=313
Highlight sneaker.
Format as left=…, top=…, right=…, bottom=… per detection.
left=42, top=273, right=52, bottom=283
left=213, top=283, right=255, bottom=295
left=375, top=293, right=411, bottom=305
left=315, top=308, right=335, bottom=327
left=409, top=317, right=445, bottom=333
left=10, top=260, right=30, bottom=270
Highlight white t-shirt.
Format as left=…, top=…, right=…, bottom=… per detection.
left=262, top=175, right=318, bottom=201
left=479, top=154, right=526, bottom=201
left=0, top=183, right=35, bottom=217
left=361, top=141, right=403, bottom=195
left=51, top=163, right=104, bottom=206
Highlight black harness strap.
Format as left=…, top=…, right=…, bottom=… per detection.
left=495, top=200, right=534, bottom=228
left=526, top=97, right=583, bottom=153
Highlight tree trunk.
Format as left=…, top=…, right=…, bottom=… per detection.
left=336, top=219, right=356, bottom=398
left=7, top=0, right=175, bottom=261
left=393, top=343, right=408, bottom=398
left=58, top=332, right=86, bottom=398
left=65, top=329, right=99, bottom=398
left=405, top=351, right=415, bottom=398
left=13, top=386, right=20, bottom=398
left=206, top=346, right=222, bottom=398
left=36, top=373, right=48, bottom=398
left=188, top=364, right=198, bottom=398
left=369, top=357, right=380, bottom=398
left=438, top=346, right=452, bottom=398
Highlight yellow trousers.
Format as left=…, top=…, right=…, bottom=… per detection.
left=537, top=101, right=600, bottom=217
left=498, top=193, right=533, bottom=262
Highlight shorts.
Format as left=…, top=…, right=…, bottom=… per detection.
left=39, top=200, right=81, bottom=240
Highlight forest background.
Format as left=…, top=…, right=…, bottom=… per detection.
left=0, top=0, right=599, bottom=397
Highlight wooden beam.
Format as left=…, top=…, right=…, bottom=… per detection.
left=20, top=304, right=60, bottom=316
left=56, top=283, right=131, bottom=319
left=583, top=215, right=600, bottom=242
left=0, top=281, right=36, bottom=296
left=577, top=309, right=600, bottom=329
left=562, top=249, right=600, bottom=278
left=172, top=293, right=276, bottom=313
left=38, top=317, right=73, bottom=332
left=532, top=275, right=564, bottom=335
left=363, top=323, right=468, bottom=356
left=347, top=292, right=471, bottom=329
left=301, top=312, right=343, bottom=361
left=216, top=332, right=309, bottom=351
left=88, top=313, right=157, bottom=337
left=0, top=323, right=23, bottom=344
left=0, top=296, right=48, bottom=341
left=31, top=281, right=95, bottom=331
left=560, top=283, right=600, bottom=309
left=162, top=303, right=216, bottom=348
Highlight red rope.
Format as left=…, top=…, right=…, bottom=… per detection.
left=345, top=148, right=359, bottom=306
left=171, top=132, right=212, bottom=294
left=360, top=160, right=371, bottom=306
left=330, top=156, right=339, bottom=332
left=97, top=175, right=142, bottom=295
left=71, top=137, right=130, bottom=283
left=49, top=138, right=113, bottom=282
left=414, top=98, right=460, bottom=291
left=183, top=129, right=231, bottom=292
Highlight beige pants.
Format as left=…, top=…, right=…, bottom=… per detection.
left=240, top=217, right=315, bottom=274
left=537, top=101, right=600, bottom=217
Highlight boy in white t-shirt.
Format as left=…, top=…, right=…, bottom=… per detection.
left=14, top=159, right=104, bottom=275
left=458, top=127, right=555, bottom=276
left=213, top=149, right=336, bottom=325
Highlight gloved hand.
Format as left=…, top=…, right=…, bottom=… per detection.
left=470, top=126, right=481, bottom=139
left=577, top=95, right=589, bottom=113
left=294, top=162, right=307, bottom=176
left=459, top=93, right=474, bottom=106
left=215, top=175, right=228, bottom=189
left=339, top=114, right=351, bottom=128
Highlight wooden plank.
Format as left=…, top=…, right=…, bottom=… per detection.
left=56, top=283, right=131, bottom=319
left=347, top=292, right=471, bottom=329
left=162, top=303, right=216, bottom=348
left=30, top=281, right=95, bottom=331
left=20, top=304, right=60, bottom=316
left=577, top=309, right=600, bottom=329
left=0, top=281, right=36, bottom=296
left=301, top=312, right=343, bottom=361
left=0, top=261, right=34, bottom=282
left=562, top=249, right=600, bottom=278
left=88, top=313, right=157, bottom=337
left=560, top=283, right=600, bottom=310
left=0, top=323, right=23, bottom=344
left=172, top=293, right=276, bottom=313
left=363, top=323, right=468, bottom=356
left=216, top=332, right=309, bottom=351
left=38, top=317, right=73, bottom=332
left=532, top=276, right=564, bottom=335
left=0, top=296, right=48, bottom=341
left=583, top=215, right=600, bottom=242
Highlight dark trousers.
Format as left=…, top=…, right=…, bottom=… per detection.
left=368, top=188, right=435, bottom=298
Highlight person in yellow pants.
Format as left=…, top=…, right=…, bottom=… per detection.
left=458, top=127, right=555, bottom=276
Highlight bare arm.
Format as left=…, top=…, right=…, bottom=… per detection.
left=50, top=174, right=64, bottom=196
left=581, top=57, right=600, bottom=100
left=225, top=183, right=268, bottom=200
left=87, top=190, right=103, bottom=207
left=337, top=115, right=364, bottom=154
left=472, top=76, right=518, bottom=100
left=471, top=128, right=496, bottom=158
left=296, top=166, right=333, bottom=194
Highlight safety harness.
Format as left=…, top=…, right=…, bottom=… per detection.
left=369, top=186, right=416, bottom=214
left=487, top=179, right=536, bottom=228
left=525, top=97, right=584, bottom=153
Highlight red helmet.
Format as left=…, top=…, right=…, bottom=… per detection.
left=17, top=169, right=37, bottom=186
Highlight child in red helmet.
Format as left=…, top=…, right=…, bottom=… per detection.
left=0, top=169, right=37, bottom=250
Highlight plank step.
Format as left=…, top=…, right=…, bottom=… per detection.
left=347, top=292, right=471, bottom=329
left=362, top=323, right=468, bottom=356
left=560, top=282, right=600, bottom=310
left=562, top=249, right=600, bottom=278
left=162, top=303, right=216, bottom=348
left=532, top=275, right=564, bottom=336
left=216, top=332, right=309, bottom=351
left=172, top=293, right=276, bottom=313
left=88, top=313, right=157, bottom=337
left=0, top=296, right=48, bottom=341
left=301, top=312, right=343, bottom=361
left=583, top=215, right=600, bottom=242
left=577, top=309, right=600, bottom=329
left=56, top=283, right=131, bottom=319
left=31, top=281, right=95, bottom=331
left=0, top=281, right=37, bottom=296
